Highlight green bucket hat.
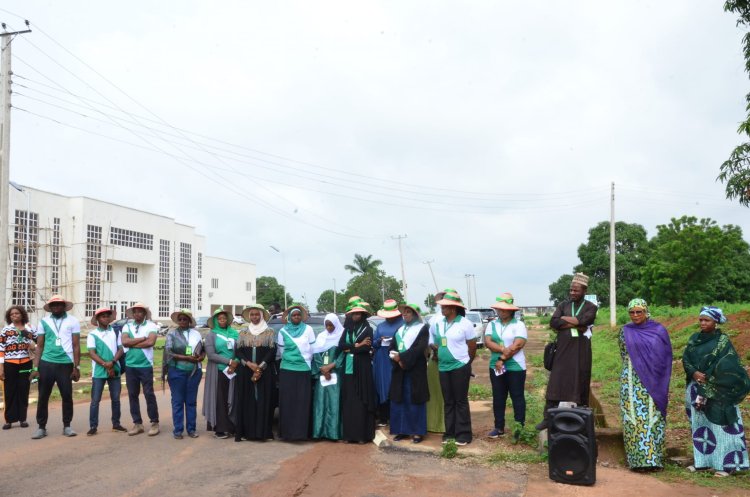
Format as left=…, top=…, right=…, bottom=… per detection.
left=208, top=306, right=230, bottom=328
left=170, top=308, right=196, bottom=327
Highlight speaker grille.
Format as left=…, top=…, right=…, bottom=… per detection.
left=549, top=435, right=591, bottom=480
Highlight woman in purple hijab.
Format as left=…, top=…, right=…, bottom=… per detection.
left=619, top=298, right=672, bottom=470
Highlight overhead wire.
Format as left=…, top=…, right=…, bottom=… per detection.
left=8, top=27, right=377, bottom=239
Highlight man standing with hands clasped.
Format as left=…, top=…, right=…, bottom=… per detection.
left=30, top=295, right=81, bottom=439
left=87, top=307, right=127, bottom=436
left=121, top=302, right=161, bottom=436
left=536, top=272, right=598, bottom=430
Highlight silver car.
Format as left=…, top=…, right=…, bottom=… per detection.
left=464, top=310, right=486, bottom=347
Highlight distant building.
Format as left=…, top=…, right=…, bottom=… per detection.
left=6, top=184, right=256, bottom=322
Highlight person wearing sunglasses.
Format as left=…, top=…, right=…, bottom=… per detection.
left=619, top=298, right=672, bottom=471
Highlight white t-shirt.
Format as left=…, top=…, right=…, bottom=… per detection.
left=485, top=319, right=528, bottom=370
left=432, top=315, right=475, bottom=369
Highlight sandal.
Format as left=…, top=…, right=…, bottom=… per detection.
left=393, top=434, right=408, bottom=441
left=412, top=435, right=423, bottom=444
left=714, top=471, right=730, bottom=478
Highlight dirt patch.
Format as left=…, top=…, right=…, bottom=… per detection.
left=246, top=442, right=527, bottom=497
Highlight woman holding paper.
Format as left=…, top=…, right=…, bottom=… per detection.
left=311, top=313, right=345, bottom=440
left=338, top=302, right=377, bottom=442
left=202, top=307, right=239, bottom=439
left=233, top=304, right=277, bottom=442
left=484, top=293, right=528, bottom=443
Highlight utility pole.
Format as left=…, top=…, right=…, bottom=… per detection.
left=391, top=234, right=408, bottom=301
left=464, top=274, right=473, bottom=308
left=332, top=278, right=336, bottom=313
left=610, top=182, right=616, bottom=329
left=0, top=22, right=32, bottom=311
left=471, top=274, right=478, bottom=308
left=423, top=259, right=438, bottom=292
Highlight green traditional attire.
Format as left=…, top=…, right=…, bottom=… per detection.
left=683, top=309, right=750, bottom=473
left=311, top=314, right=345, bottom=440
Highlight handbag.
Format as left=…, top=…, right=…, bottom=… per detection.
left=543, top=340, right=557, bottom=371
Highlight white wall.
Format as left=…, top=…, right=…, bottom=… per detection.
left=202, top=256, right=256, bottom=318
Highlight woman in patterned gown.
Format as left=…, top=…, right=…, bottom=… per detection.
left=683, top=306, right=750, bottom=477
left=619, top=298, right=672, bottom=470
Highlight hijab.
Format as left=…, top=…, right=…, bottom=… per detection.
left=312, top=313, right=345, bottom=353
left=246, top=314, right=269, bottom=336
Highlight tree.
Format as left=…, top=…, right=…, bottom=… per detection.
left=548, top=221, right=649, bottom=305
left=718, top=2, right=750, bottom=206
left=343, top=270, right=403, bottom=309
left=574, top=221, right=649, bottom=305
left=424, top=293, right=436, bottom=313
left=548, top=274, right=574, bottom=305
left=641, top=216, right=750, bottom=305
left=256, top=276, right=293, bottom=309
left=316, top=289, right=346, bottom=313
left=344, top=254, right=383, bottom=275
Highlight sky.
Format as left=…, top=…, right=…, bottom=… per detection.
left=2, top=1, right=749, bottom=310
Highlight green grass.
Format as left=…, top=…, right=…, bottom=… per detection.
left=468, top=383, right=492, bottom=401
left=654, top=464, right=750, bottom=490
left=594, top=302, right=750, bottom=327
left=441, top=439, right=458, bottom=459
left=487, top=448, right=546, bottom=464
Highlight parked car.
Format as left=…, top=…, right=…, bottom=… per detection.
left=268, top=314, right=328, bottom=336
left=465, top=310, right=486, bottom=347
left=470, top=308, right=496, bottom=323
left=233, top=315, right=244, bottom=325
left=367, top=316, right=385, bottom=329
left=111, top=318, right=129, bottom=333
left=195, top=316, right=211, bottom=329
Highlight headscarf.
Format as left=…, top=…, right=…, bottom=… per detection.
left=699, top=306, right=727, bottom=324
left=209, top=310, right=239, bottom=340
left=627, top=298, right=650, bottom=317
left=312, top=313, right=344, bottom=353
left=246, top=311, right=269, bottom=336
left=282, top=308, right=306, bottom=338
left=622, top=299, right=672, bottom=418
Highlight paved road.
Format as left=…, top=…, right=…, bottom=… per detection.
left=0, top=387, right=527, bottom=497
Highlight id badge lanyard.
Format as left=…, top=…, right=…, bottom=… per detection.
left=52, top=317, right=64, bottom=346
left=570, top=301, right=585, bottom=338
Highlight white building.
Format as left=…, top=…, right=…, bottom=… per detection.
left=5, top=184, right=256, bottom=323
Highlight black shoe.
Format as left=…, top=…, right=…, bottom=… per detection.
left=2, top=423, right=11, bottom=430
left=412, top=435, right=424, bottom=444
left=87, top=428, right=97, bottom=436
left=534, top=420, right=549, bottom=431
left=214, top=432, right=228, bottom=439
left=393, top=434, right=408, bottom=441
left=19, top=421, right=29, bottom=428
left=112, top=425, right=127, bottom=433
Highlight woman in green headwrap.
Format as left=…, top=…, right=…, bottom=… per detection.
left=202, top=307, right=239, bottom=439
left=683, top=306, right=750, bottom=476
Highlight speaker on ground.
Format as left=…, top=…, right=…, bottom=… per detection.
left=547, top=406, right=597, bottom=486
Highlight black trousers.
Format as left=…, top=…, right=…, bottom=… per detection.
left=439, top=364, right=472, bottom=443
left=214, top=371, right=235, bottom=433
left=125, top=366, right=159, bottom=424
left=3, top=360, right=32, bottom=423
left=36, top=360, right=74, bottom=428
left=489, top=369, right=527, bottom=430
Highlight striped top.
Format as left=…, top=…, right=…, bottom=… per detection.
left=0, top=324, right=36, bottom=364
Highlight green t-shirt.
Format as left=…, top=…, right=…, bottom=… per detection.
left=39, top=314, right=80, bottom=364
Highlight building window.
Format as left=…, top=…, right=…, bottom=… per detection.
left=197, top=284, right=203, bottom=311
left=126, top=267, right=138, bottom=283
left=109, top=227, right=153, bottom=250
left=11, top=210, right=39, bottom=311
left=159, top=239, right=171, bottom=317
left=106, top=264, right=113, bottom=282
left=120, top=301, right=128, bottom=319
left=179, top=242, right=192, bottom=309
left=50, top=217, right=61, bottom=294
left=85, top=225, right=103, bottom=315
left=197, top=252, right=202, bottom=279
left=246, top=281, right=252, bottom=292
left=211, top=278, right=219, bottom=289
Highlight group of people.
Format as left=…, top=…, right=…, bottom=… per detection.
left=541, top=273, right=749, bottom=477
left=0, top=275, right=748, bottom=477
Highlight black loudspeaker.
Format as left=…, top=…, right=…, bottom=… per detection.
left=547, top=406, right=597, bottom=486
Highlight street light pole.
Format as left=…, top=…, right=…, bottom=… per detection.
left=333, top=278, right=337, bottom=313
left=269, top=245, right=287, bottom=309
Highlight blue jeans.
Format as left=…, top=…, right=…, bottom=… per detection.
left=90, top=376, right=122, bottom=429
left=167, top=366, right=202, bottom=435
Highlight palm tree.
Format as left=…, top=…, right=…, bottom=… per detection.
left=344, top=253, right=383, bottom=275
